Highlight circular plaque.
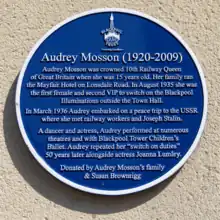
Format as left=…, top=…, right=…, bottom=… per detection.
left=16, top=9, right=207, bottom=195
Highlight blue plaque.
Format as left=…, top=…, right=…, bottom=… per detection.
left=16, top=9, right=207, bottom=195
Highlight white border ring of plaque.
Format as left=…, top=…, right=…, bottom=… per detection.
left=16, top=8, right=208, bottom=196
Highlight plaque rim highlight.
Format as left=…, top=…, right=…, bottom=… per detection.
left=15, top=8, right=208, bottom=196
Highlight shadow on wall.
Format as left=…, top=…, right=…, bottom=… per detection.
left=3, top=76, right=176, bottom=214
